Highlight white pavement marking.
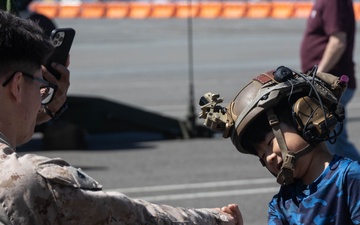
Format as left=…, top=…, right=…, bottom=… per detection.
left=106, top=178, right=278, bottom=202
left=136, top=187, right=280, bottom=202
left=107, top=178, right=275, bottom=193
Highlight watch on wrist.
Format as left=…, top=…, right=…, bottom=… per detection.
left=45, top=102, right=68, bottom=120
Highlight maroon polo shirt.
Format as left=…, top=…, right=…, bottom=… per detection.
left=300, top=0, right=356, bottom=89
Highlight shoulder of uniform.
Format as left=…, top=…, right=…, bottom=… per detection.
left=35, top=158, right=102, bottom=190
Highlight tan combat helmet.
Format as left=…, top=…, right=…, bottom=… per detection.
left=199, top=66, right=347, bottom=185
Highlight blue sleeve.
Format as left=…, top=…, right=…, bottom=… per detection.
left=345, top=161, right=360, bottom=224
left=268, top=196, right=287, bottom=225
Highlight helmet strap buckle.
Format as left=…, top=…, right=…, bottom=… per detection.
left=267, top=108, right=315, bottom=185
left=267, top=108, right=297, bottom=185
left=276, top=153, right=295, bottom=185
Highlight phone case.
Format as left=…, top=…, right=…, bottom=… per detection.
left=45, top=28, right=75, bottom=79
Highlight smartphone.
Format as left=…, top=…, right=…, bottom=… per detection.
left=45, top=28, right=76, bottom=79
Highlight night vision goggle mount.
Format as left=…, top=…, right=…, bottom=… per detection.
left=199, top=93, right=234, bottom=138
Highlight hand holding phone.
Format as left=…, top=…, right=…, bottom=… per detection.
left=45, top=28, right=75, bottom=80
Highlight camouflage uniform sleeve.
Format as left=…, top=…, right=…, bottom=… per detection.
left=36, top=158, right=230, bottom=225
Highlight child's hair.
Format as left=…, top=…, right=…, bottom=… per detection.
left=241, top=99, right=294, bottom=156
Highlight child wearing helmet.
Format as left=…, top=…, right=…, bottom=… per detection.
left=200, top=66, right=360, bottom=224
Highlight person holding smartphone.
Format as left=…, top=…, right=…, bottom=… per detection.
left=2, top=0, right=69, bottom=124
left=0, top=10, right=242, bottom=225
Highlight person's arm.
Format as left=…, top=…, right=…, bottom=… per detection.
left=317, top=32, right=347, bottom=73
left=32, top=158, right=240, bottom=225
left=49, top=187, right=239, bottom=225
left=36, top=57, right=70, bottom=124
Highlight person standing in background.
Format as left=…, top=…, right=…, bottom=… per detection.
left=300, top=0, right=360, bottom=161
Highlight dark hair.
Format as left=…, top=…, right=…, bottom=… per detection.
left=0, top=9, right=54, bottom=74
left=241, top=99, right=294, bottom=155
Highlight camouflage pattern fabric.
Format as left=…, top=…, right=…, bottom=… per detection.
left=268, top=155, right=360, bottom=224
left=0, top=134, right=229, bottom=225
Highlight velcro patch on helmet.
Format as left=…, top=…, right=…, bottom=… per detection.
left=253, top=71, right=276, bottom=84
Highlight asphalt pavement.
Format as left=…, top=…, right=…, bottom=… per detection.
left=19, top=18, right=360, bottom=225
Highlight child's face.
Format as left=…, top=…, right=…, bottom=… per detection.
left=254, top=122, right=309, bottom=177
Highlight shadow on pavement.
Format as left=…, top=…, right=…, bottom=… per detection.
left=17, top=131, right=166, bottom=152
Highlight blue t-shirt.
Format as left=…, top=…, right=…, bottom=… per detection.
left=268, top=155, right=360, bottom=224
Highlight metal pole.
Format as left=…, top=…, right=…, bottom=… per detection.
left=186, top=0, right=197, bottom=137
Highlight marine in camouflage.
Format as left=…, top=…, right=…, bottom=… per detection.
left=0, top=133, right=230, bottom=225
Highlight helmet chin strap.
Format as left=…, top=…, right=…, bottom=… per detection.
left=266, top=109, right=314, bottom=185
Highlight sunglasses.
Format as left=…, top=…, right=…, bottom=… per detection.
left=2, top=71, right=58, bottom=105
